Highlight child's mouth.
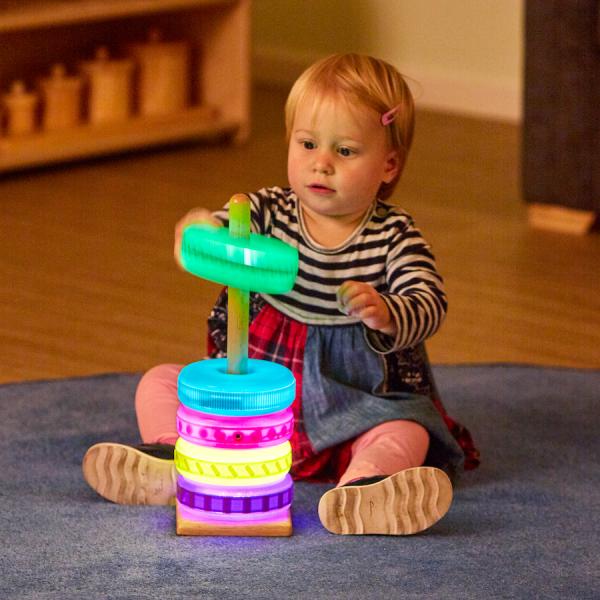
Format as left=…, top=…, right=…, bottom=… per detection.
left=308, top=184, right=335, bottom=194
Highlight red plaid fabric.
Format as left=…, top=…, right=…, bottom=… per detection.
left=430, top=397, right=480, bottom=470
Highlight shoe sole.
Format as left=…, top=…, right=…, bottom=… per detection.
left=82, top=443, right=176, bottom=505
left=318, top=467, right=452, bottom=535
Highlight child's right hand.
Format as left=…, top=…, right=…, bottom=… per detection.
left=174, top=208, right=222, bottom=268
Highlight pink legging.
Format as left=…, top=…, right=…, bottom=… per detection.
left=135, top=363, right=430, bottom=486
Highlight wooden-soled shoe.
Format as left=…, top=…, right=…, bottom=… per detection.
left=318, top=467, right=452, bottom=535
left=82, top=442, right=177, bottom=505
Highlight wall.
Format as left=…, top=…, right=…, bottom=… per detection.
left=252, top=0, right=524, bottom=122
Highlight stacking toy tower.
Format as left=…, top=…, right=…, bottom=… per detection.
left=175, top=194, right=299, bottom=536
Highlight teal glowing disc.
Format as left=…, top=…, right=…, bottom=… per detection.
left=181, top=225, right=298, bottom=293
left=177, top=358, right=296, bottom=416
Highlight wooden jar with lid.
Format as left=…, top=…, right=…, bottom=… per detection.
left=80, top=47, right=134, bottom=124
left=2, top=81, right=38, bottom=136
left=128, top=28, right=191, bottom=116
left=38, top=64, right=83, bottom=131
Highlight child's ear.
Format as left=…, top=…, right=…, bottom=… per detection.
left=382, top=150, right=401, bottom=184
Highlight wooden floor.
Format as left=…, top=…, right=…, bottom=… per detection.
left=1, top=86, right=599, bottom=384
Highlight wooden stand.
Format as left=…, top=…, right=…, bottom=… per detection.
left=176, top=502, right=293, bottom=537
left=527, top=203, right=597, bottom=235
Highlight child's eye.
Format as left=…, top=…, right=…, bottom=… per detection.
left=302, top=140, right=316, bottom=150
left=338, top=146, right=355, bottom=157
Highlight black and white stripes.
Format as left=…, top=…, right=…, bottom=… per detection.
left=213, top=187, right=446, bottom=352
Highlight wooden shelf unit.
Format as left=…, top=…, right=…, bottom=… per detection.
left=0, top=0, right=250, bottom=172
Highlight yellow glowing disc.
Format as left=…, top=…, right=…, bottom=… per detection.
left=174, top=438, right=292, bottom=486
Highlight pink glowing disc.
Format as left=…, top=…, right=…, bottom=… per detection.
left=176, top=405, right=294, bottom=449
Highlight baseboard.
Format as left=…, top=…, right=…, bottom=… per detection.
left=527, top=203, right=597, bottom=235
left=252, top=47, right=522, bottom=123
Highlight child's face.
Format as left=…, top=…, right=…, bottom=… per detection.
left=287, top=95, right=399, bottom=223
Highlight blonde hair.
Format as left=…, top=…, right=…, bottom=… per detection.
left=285, top=53, right=415, bottom=200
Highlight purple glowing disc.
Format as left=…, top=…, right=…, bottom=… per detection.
left=176, top=474, right=294, bottom=514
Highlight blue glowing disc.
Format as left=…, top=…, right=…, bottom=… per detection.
left=177, top=358, right=295, bottom=416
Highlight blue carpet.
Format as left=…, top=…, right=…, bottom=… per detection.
left=1, top=365, right=598, bottom=599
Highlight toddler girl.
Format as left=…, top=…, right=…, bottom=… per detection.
left=83, top=53, right=479, bottom=535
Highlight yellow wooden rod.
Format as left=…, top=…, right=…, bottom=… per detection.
left=227, top=193, right=250, bottom=374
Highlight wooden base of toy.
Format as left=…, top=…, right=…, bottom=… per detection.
left=175, top=502, right=293, bottom=537
left=0, top=105, right=237, bottom=172
left=527, top=203, right=596, bottom=235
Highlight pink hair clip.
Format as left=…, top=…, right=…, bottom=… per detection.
left=381, top=105, right=401, bottom=126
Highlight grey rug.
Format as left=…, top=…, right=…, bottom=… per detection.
left=1, top=365, right=598, bottom=599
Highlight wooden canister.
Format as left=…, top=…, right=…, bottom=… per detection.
left=2, top=80, right=38, bottom=136
left=39, top=64, right=83, bottom=131
left=128, top=29, right=190, bottom=116
left=80, top=47, right=134, bottom=124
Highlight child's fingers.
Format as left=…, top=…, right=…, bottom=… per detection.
left=337, top=282, right=377, bottom=313
left=337, top=283, right=388, bottom=322
left=353, top=304, right=378, bottom=320
left=336, top=281, right=359, bottom=313
left=356, top=304, right=393, bottom=332
left=337, top=281, right=395, bottom=334
left=174, top=209, right=222, bottom=267
left=174, top=230, right=185, bottom=269
left=337, top=280, right=366, bottom=302
left=344, top=291, right=376, bottom=316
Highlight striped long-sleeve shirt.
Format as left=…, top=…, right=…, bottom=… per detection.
left=213, top=187, right=447, bottom=353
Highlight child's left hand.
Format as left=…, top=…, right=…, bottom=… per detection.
left=336, top=280, right=397, bottom=337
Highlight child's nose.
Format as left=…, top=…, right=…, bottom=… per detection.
left=313, top=151, right=334, bottom=174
